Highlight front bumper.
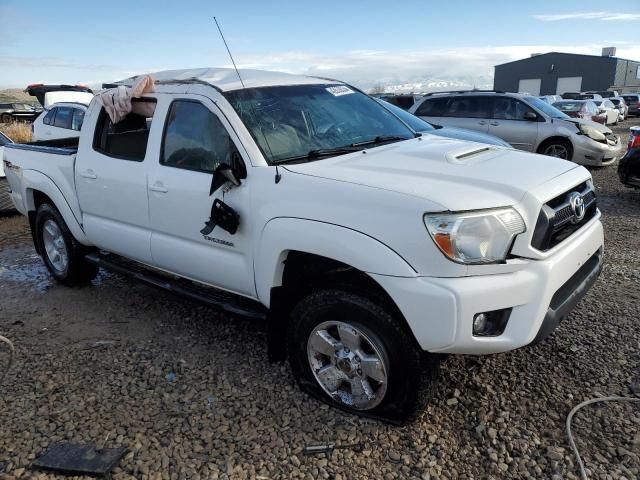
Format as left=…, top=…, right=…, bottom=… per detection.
left=372, top=214, right=604, bottom=354
left=573, top=134, right=620, bottom=167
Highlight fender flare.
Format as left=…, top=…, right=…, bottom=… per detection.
left=254, top=217, right=417, bottom=305
left=22, top=169, right=91, bottom=245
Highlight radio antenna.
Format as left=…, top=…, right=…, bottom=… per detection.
left=213, top=17, right=245, bottom=88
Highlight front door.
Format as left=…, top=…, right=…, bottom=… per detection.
left=147, top=96, right=255, bottom=297
left=488, top=97, right=539, bottom=151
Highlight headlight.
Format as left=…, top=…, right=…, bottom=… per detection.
left=578, top=124, right=606, bottom=142
left=424, top=208, right=526, bottom=264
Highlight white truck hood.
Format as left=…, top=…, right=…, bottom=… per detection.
left=284, top=137, right=579, bottom=211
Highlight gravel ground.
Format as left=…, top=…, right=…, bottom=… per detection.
left=0, top=123, right=639, bottom=480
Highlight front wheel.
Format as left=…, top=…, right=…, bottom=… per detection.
left=35, top=203, right=98, bottom=286
left=539, top=139, right=573, bottom=161
left=287, top=289, right=438, bottom=423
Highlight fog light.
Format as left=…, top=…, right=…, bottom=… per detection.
left=472, top=309, right=512, bottom=336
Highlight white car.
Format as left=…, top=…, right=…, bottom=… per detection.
left=592, top=99, right=620, bottom=125
left=3, top=68, right=604, bottom=422
left=32, top=102, right=89, bottom=141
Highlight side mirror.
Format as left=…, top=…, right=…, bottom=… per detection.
left=209, top=163, right=241, bottom=195
left=523, top=111, right=537, bottom=121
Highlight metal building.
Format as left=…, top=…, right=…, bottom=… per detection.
left=493, top=50, right=640, bottom=95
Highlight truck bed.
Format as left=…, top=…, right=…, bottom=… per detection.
left=3, top=137, right=80, bottom=218
left=6, top=137, right=79, bottom=155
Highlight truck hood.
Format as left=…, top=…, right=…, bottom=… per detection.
left=284, top=136, right=579, bottom=211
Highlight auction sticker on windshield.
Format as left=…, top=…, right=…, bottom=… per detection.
left=326, top=86, right=354, bottom=96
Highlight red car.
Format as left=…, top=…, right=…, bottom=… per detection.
left=552, top=100, right=604, bottom=124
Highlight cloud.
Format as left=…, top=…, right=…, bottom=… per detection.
left=532, top=11, right=640, bottom=21
left=226, top=44, right=640, bottom=91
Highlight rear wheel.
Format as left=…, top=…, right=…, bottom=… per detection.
left=287, top=289, right=439, bottom=423
left=0, top=114, right=10, bottom=124
left=539, top=139, right=573, bottom=161
left=35, top=203, right=98, bottom=286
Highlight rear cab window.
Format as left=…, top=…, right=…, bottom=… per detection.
left=53, top=107, right=73, bottom=129
left=93, top=98, right=157, bottom=161
left=43, top=109, right=56, bottom=125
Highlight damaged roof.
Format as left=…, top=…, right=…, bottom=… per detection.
left=112, top=68, right=343, bottom=92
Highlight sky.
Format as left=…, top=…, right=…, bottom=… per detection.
left=0, top=0, right=639, bottom=91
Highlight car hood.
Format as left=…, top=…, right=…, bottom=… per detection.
left=557, top=117, right=612, bottom=133
left=426, top=126, right=511, bottom=147
left=284, top=136, right=579, bottom=211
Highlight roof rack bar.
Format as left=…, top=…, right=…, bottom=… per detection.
left=423, top=89, right=505, bottom=96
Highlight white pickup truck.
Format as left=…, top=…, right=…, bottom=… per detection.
left=3, top=68, right=603, bottom=422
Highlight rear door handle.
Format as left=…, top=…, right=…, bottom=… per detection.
left=149, top=183, right=168, bottom=193
left=490, top=121, right=499, bottom=126
left=79, top=169, right=97, bottom=179
left=478, top=121, right=487, bottom=125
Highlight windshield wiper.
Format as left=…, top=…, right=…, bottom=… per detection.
left=350, top=135, right=414, bottom=147
left=273, top=146, right=362, bottom=165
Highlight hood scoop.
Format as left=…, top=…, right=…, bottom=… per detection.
left=446, top=145, right=495, bottom=164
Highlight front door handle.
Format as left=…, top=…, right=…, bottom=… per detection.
left=490, top=121, right=499, bottom=126
left=79, top=169, right=97, bottom=179
left=478, top=121, right=487, bottom=125
left=149, top=183, right=168, bottom=193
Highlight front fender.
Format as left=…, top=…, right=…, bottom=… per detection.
left=254, top=217, right=417, bottom=305
left=21, top=170, right=91, bottom=245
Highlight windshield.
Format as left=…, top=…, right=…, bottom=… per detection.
left=524, top=96, right=570, bottom=119
left=225, top=84, right=414, bottom=164
left=375, top=98, right=434, bottom=132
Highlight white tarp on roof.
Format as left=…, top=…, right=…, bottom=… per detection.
left=97, top=75, right=155, bottom=123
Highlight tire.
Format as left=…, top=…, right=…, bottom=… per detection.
left=34, top=203, right=98, bottom=286
left=0, top=113, right=10, bottom=124
left=539, top=138, right=573, bottom=161
left=287, top=289, right=439, bottom=423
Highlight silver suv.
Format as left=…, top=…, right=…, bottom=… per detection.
left=409, top=91, right=620, bottom=166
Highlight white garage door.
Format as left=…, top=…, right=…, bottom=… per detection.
left=518, top=78, right=541, bottom=95
left=556, top=77, right=582, bottom=95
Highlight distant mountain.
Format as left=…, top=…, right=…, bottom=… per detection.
left=365, top=77, right=493, bottom=94
left=0, top=88, right=34, bottom=104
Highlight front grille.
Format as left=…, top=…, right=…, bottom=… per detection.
left=531, top=182, right=597, bottom=251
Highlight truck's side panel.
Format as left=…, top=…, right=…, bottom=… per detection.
left=3, top=146, right=91, bottom=244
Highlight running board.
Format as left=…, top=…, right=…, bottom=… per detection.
left=85, top=252, right=267, bottom=320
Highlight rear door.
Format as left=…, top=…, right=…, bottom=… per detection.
left=438, top=96, right=492, bottom=133
left=75, top=98, right=158, bottom=263
left=488, top=97, right=539, bottom=151
left=146, top=95, right=255, bottom=296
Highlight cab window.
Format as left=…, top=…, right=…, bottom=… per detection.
left=161, top=100, right=235, bottom=173
left=43, top=109, right=56, bottom=126
left=53, top=107, right=72, bottom=129
left=93, top=98, right=156, bottom=161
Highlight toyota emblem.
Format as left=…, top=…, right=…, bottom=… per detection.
left=568, top=192, right=585, bottom=224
